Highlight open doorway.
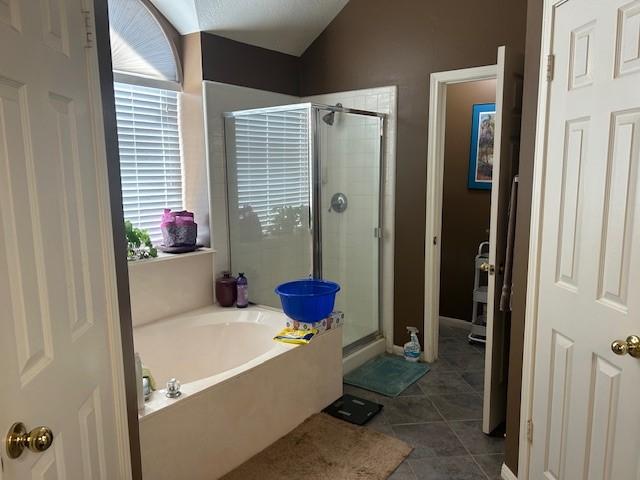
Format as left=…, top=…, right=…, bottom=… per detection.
left=424, top=48, right=524, bottom=445
left=439, top=79, right=496, bottom=345
left=436, top=77, right=505, bottom=437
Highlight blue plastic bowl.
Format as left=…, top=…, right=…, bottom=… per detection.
left=275, top=279, right=341, bottom=323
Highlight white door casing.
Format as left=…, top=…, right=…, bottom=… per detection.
left=421, top=53, right=522, bottom=433
left=483, top=46, right=524, bottom=434
left=0, top=1, right=131, bottom=479
left=423, top=64, right=498, bottom=363
left=528, top=0, right=640, bottom=478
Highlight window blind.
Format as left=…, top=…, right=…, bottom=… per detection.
left=232, top=109, right=310, bottom=234
left=114, top=82, right=182, bottom=242
left=108, top=0, right=180, bottom=83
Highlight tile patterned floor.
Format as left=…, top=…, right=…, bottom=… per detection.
left=348, top=321, right=505, bottom=480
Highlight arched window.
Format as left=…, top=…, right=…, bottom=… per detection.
left=108, top=0, right=181, bottom=86
left=108, top=0, right=183, bottom=242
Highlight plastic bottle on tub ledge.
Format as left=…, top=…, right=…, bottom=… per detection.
left=236, top=273, right=249, bottom=308
left=404, top=327, right=421, bottom=362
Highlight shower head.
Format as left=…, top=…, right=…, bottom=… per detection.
left=322, top=103, right=343, bottom=126
left=322, top=111, right=335, bottom=126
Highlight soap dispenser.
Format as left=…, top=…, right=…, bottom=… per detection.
left=403, top=327, right=421, bottom=362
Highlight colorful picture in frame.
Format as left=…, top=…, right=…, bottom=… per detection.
left=467, top=103, right=496, bottom=190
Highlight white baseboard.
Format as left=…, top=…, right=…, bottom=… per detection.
left=439, top=316, right=472, bottom=329
left=501, top=463, right=517, bottom=480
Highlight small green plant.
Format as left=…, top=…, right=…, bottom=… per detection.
left=125, top=220, right=158, bottom=260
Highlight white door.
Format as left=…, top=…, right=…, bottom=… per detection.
left=0, top=1, right=131, bottom=479
left=483, top=45, right=524, bottom=434
left=530, top=0, right=640, bottom=478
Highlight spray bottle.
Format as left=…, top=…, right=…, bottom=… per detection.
left=403, top=327, right=421, bottom=362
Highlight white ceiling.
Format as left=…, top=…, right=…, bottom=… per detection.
left=148, top=0, right=349, bottom=56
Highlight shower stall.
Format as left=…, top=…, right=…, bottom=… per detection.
left=223, top=103, right=386, bottom=351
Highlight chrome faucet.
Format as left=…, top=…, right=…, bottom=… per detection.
left=165, top=378, right=182, bottom=398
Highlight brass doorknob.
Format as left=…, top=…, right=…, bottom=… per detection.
left=480, top=262, right=495, bottom=274
left=5, top=422, right=53, bottom=459
left=611, top=335, right=640, bottom=358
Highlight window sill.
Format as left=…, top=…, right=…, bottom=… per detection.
left=127, top=247, right=215, bottom=267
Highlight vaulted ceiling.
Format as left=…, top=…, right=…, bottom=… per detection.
left=148, top=0, right=349, bottom=56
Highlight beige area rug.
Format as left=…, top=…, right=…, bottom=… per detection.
left=221, top=413, right=412, bottom=480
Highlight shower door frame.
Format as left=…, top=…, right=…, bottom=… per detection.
left=223, top=102, right=388, bottom=354
left=310, top=103, right=387, bottom=355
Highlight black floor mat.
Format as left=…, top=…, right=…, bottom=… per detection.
left=323, top=394, right=383, bottom=426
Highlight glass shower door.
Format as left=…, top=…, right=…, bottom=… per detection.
left=225, top=105, right=313, bottom=307
left=317, top=109, right=382, bottom=348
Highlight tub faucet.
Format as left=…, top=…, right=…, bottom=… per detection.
left=165, top=378, right=182, bottom=398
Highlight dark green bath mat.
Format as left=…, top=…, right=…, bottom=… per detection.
left=344, top=355, right=430, bottom=397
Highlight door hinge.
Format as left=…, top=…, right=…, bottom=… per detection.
left=374, top=227, right=384, bottom=239
left=526, top=419, right=533, bottom=442
left=81, top=9, right=94, bottom=48
left=546, top=54, right=555, bottom=82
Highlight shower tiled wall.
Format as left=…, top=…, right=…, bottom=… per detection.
left=204, top=82, right=397, bottom=348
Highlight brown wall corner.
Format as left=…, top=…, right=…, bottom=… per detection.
left=504, top=0, right=544, bottom=474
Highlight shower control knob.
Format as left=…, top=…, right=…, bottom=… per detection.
left=166, top=378, right=182, bottom=398
left=329, top=192, right=348, bottom=213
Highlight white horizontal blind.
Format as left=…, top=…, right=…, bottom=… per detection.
left=232, top=109, right=310, bottom=233
left=114, top=82, right=182, bottom=242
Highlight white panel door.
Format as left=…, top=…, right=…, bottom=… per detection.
left=0, top=1, right=131, bottom=479
left=530, top=0, right=640, bottom=478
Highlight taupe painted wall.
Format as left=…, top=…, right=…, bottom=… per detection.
left=440, top=80, right=495, bottom=322
left=298, top=0, right=528, bottom=346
